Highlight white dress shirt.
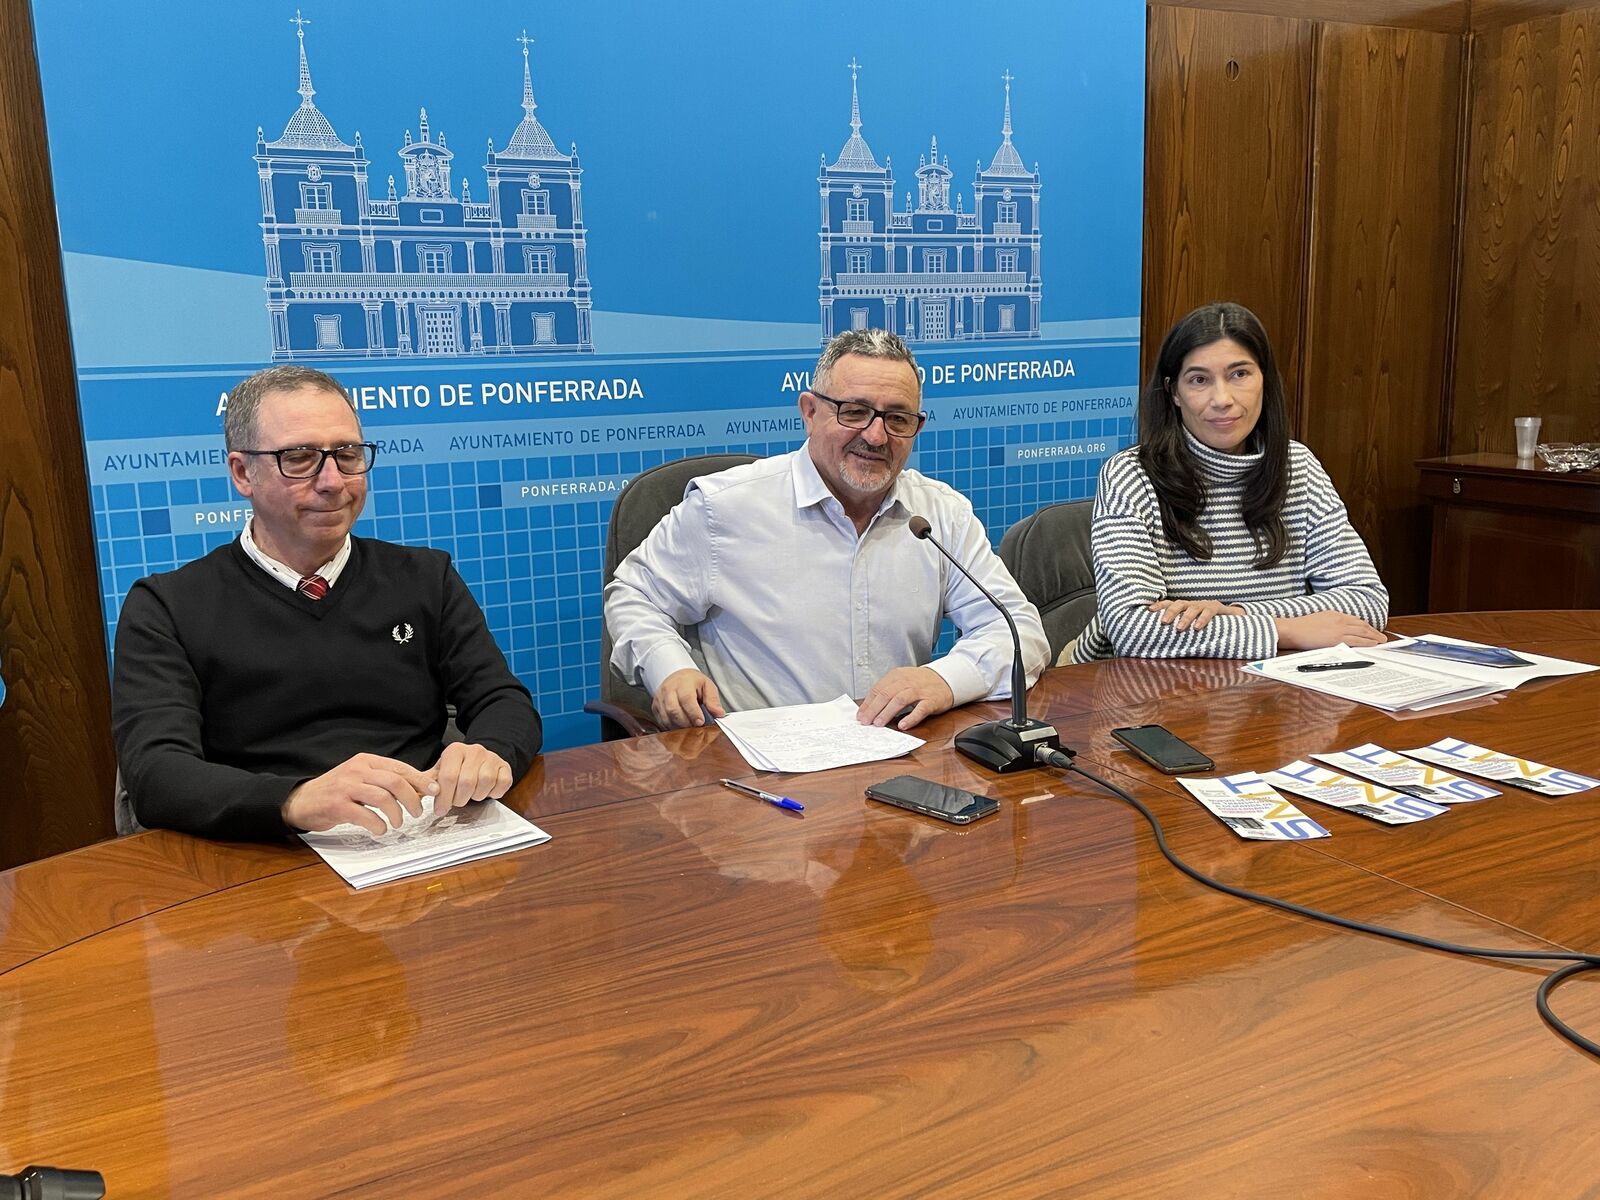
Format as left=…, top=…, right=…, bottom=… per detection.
left=240, top=519, right=351, bottom=591
left=605, top=445, right=1049, bottom=713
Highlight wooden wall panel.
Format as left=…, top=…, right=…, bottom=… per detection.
left=1159, top=0, right=1468, bottom=33
left=1301, top=25, right=1465, bottom=616
left=1471, top=0, right=1599, bottom=30
left=0, top=0, right=117, bottom=866
left=1452, top=7, right=1600, bottom=452
left=1143, top=7, right=1315, bottom=401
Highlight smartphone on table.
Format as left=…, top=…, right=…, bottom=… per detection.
left=865, top=775, right=999, bottom=824
left=1110, top=724, right=1213, bottom=774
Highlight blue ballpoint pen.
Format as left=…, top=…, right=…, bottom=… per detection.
left=720, top=778, right=805, bottom=812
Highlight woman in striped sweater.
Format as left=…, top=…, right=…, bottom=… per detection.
left=1070, top=302, right=1388, bottom=663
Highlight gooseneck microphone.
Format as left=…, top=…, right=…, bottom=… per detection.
left=908, top=515, right=1070, bottom=773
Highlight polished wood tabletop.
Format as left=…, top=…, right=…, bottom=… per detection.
left=3, top=613, right=1599, bottom=1198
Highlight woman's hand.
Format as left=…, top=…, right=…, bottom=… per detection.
left=1273, top=612, right=1385, bottom=650
left=1148, top=597, right=1246, bottom=632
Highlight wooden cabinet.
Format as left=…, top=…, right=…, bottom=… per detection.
left=1416, top=454, right=1600, bottom=611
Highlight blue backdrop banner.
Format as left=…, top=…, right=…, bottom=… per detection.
left=32, top=2, right=1145, bottom=748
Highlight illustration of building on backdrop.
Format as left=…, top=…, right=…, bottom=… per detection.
left=818, top=62, right=1041, bottom=344
left=255, top=16, right=593, bottom=359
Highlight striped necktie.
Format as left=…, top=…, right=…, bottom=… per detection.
left=297, top=574, right=329, bottom=601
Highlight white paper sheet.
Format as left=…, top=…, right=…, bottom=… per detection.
left=1365, top=635, right=1597, bottom=690
left=1176, top=773, right=1330, bottom=841
left=715, top=694, right=924, bottom=773
left=301, top=799, right=551, bottom=889
left=1261, top=760, right=1449, bottom=824
left=1311, top=744, right=1500, bottom=805
left=1402, top=738, right=1600, bottom=798
left=1242, top=645, right=1499, bottom=711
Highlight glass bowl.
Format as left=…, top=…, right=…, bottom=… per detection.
left=1534, top=443, right=1600, bottom=472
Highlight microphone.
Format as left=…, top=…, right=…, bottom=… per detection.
left=908, top=515, right=1069, bottom=773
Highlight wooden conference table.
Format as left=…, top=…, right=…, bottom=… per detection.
left=3, top=612, right=1599, bottom=1198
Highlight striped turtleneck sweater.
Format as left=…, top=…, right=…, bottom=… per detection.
left=1070, top=432, right=1388, bottom=662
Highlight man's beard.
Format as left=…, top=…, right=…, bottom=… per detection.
left=836, top=437, right=895, bottom=493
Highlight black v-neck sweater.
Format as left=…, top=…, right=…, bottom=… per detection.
left=113, top=537, right=540, bottom=841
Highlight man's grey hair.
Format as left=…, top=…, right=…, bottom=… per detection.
left=812, top=329, right=921, bottom=397
left=223, top=364, right=357, bottom=451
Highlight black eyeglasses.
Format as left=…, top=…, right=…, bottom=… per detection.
left=810, top=390, right=929, bottom=439
left=238, top=443, right=379, bottom=479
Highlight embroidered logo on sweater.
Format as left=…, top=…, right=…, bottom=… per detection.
left=392, top=623, right=414, bottom=645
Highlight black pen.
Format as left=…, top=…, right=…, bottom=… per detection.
left=1296, top=661, right=1374, bottom=673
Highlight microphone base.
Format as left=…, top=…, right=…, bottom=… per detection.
left=954, top=718, right=1067, bottom=774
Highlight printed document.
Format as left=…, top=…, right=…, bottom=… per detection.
left=1402, top=738, right=1600, bottom=798
left=1176, top=773, right=1329, bottom=841
left=301, top=798, right=551, bottom=889
left=717, top=694, right=924, bottom=773
left=1243, top=645, right=1500, bottom=711
left=1245, top=635, right=1595, bottom=714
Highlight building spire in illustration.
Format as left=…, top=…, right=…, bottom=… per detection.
left=401, top=106, right=453, bottom=198
left=831, top=58, right=883, bottom=172
left=294, top=11, right=315, bottom=104
left=504, top=29, right=559, bottom=158
left=916, top=134, right=952, bottom=211
left=986, top=70, right=1028, bottom=176
left=269, top=10, right=352, bottom=151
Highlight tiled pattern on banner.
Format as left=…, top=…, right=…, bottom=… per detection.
left=95, top=414, right=1127, bottom=745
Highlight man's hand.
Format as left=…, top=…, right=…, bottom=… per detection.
left=282, top=753, right=439, bottom=835
left=1275, top=612, right=1386, bottom=650
left=857, top=667, right=955, bottom=731
left=652, top=668, right=727, bottom=729
left=1149, top=598, right=1246, bottom=631
left=430, top=742, right=515, bottom=811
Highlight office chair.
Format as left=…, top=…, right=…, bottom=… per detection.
left=997, top=499, right=1096, bottom=663
left=585, top=453, right=758, bottom=740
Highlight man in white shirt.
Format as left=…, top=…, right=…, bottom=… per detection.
left=605, top=329, right=1049, bottom=731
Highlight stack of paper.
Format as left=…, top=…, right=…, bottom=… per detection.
left=301, top=799, right=551, bottom=889
left=1243, top=635, right=1596, bottom=714
left=1242, top=645, right=1498, bottom=711
left=1366, top=635, right=1597, bottom=689
left=716, top=694, right=924, bottom=773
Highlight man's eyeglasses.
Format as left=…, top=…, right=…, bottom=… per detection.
left=810, top=390, right=929, bottom=439
left=237, top=443, right=379, bottom=479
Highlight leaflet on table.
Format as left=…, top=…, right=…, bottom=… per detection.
left=1241, top=645, right=1499, bottom=712
left=1365, top=635, right=1597, bottom=690
left=1311, top=744, right=1500, bottom=804
left=716, top=694, right=924, bottom=773
left=301, top=798, right=551, bottom=889
left=1402, top=738, right=1600, bottom=797
left=1177, top=773, right=1330, bottom=841
left=1260, top=760, right=1449, bottom=824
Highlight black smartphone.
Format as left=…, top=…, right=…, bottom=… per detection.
left=1110, top=724, right=1213, bottom=774
left=865, top=775, right=999, bottom=824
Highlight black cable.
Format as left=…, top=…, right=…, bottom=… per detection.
left=1037, top=748, right=1600, bottom=1058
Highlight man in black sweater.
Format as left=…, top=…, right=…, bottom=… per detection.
left=113, top=365, right=541, bottom=842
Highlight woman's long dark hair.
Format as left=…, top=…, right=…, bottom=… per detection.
left=1136, top=302, right=1290, bottom=567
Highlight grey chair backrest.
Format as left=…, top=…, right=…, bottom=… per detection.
left=998, top=499, right=1096, bottom=663
left=595, top=453, right=759, bottom=724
